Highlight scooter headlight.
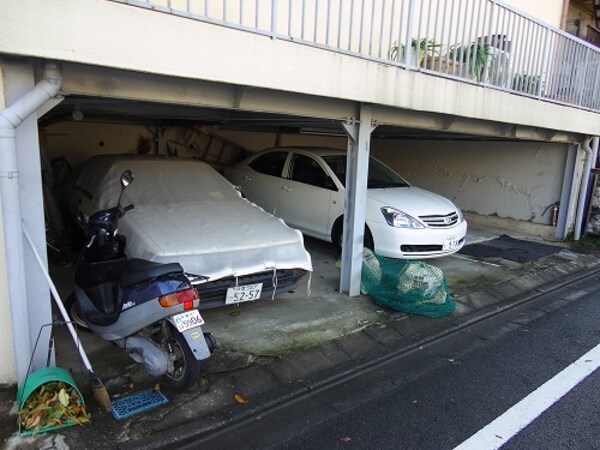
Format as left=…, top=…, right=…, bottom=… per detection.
left=381, top=207, right=425, bottom=229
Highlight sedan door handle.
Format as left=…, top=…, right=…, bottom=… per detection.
left=281, top=185, right=291, bottom=192
left=244, top=175, right=252, bottom=182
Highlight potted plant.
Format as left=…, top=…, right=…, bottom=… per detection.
left=447, top=42, right=491, bottom=81
left=389, top=38, right=441, bottom=67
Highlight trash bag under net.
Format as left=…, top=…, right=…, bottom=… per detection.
left=361, top=249, right=455, bottom=318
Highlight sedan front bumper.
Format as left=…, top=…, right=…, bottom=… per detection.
left=368, top=219, right=468, bottom=259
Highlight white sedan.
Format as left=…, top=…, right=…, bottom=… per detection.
left=224, top=147, right=467, bottom=259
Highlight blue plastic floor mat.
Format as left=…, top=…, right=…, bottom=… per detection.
left=111, top=389, right=169, bottom=420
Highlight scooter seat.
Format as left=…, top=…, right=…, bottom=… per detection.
left=121, top=258, right=184, bottom=287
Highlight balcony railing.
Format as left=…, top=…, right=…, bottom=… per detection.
left=112, top=0, right=600, bottom=113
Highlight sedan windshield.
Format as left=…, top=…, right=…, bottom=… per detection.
left=322, top=155, right=410, bottom=189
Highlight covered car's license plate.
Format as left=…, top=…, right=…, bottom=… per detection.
left=225, top=283, right=263, bottom=304
left=172, top=310, right=205, bottom=332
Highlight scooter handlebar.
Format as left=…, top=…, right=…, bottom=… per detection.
left=118, top=204, right=135, bottom=217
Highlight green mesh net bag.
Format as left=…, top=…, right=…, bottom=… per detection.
left=361, top=249, right=455, bottom=318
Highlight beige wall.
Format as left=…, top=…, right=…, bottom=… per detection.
left=0, top=61, right=17, bottom=385
left=504, top=0, right=564, bottom=28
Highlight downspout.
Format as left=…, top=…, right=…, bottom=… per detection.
left=0, top=61, right=61, bottom=384
left=573, top=137, right=595, bottom=241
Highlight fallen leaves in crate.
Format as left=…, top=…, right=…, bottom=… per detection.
left=17, top=381, right=90, bottom=433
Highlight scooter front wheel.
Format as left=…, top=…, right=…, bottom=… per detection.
left=64, top=294, right=91, bottom=332
left=163, top=327, right=202, bottom=391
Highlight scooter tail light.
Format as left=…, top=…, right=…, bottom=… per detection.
left=159, top=288, right=199, bottom=308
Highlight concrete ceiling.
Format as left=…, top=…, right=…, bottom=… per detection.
left=40, top=95, right=541, bottom=142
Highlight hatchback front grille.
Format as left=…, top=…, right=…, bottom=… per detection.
left=419, top=212, right=459, bottom=227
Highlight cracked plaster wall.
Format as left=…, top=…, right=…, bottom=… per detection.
left=371, top=140, right=567, bottom=225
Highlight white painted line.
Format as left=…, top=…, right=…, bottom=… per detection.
left=449, top=253, right=502, bottom=267
left=454, top=342, right=600, bottom=450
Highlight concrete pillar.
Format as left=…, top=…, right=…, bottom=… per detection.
left=557, top=144, right=578, bottom=239
left=339, top=104, right=377, bottom=296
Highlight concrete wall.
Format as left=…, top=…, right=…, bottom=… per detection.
left=43, top=122, right=154, bottom=167
left=371, top=140, right=567, bottom=226
left=0, top=61, right=17, bottom=385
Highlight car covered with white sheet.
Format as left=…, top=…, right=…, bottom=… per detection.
left=66, top=155, right=312, bottom=309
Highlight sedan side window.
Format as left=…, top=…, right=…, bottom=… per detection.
left=249, top=151, right=288, bottom=177
left=289, top=154, right=335, bottom=190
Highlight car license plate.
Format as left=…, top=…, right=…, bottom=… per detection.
left=172, top=310, right=205, bottom=333
left=443, top=237, right=459, bottom=251
left=225, top=283, right=263, bottom=305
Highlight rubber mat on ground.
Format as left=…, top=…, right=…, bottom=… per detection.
left=459, top=234, right=560, bottom=263
left=111, top=389, right=169, bottom=420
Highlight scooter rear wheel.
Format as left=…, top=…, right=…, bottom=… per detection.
left=163, top=327, right=202, bottom=391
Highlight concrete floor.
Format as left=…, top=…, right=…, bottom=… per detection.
left=50, top=224, right=574, bottom=382
left=5, top=223, right=600, bottom=448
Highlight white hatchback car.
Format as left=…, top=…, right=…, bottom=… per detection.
left=225, top=147, right=467, bottom=259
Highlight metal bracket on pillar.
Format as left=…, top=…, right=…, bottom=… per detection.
left=233, top=86, right=248, bottom=109
left=339, top=106, right=378, bottom=297
left=340, top=119, right=359, bottom=142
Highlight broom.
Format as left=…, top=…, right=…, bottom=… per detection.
left=22, top=226, right=112, bottom=412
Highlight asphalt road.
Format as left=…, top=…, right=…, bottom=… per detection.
left=195, top=272, right=600, bottom=450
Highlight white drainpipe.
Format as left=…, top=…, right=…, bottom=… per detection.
left=573, top=137, right=595, bottom=241
left=0, top=61, right=61, bottom=384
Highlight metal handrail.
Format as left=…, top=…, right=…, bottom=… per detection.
left=110, top=0, right=600, bottom=113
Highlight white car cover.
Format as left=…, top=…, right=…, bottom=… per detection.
left=71, top=155, right=312, bottom=280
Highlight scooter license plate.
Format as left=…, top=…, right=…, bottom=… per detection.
left=172, top=310, right=205, bottom=333
left=225, top=283, right=263, bottom=305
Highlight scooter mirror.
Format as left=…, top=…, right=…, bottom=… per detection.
left=120, top=170, right=134, bottom=188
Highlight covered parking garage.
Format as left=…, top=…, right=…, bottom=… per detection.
left=0, top=58, right=593, bottom=387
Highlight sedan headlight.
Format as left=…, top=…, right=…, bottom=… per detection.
left=456, top=208, right=464, bottom=222
left=381, top=207, right=425, bottom=229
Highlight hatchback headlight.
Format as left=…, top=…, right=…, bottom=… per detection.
left=381, top=207, right=425, bottom=229
left=456, top=208, right=464, bottom=222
